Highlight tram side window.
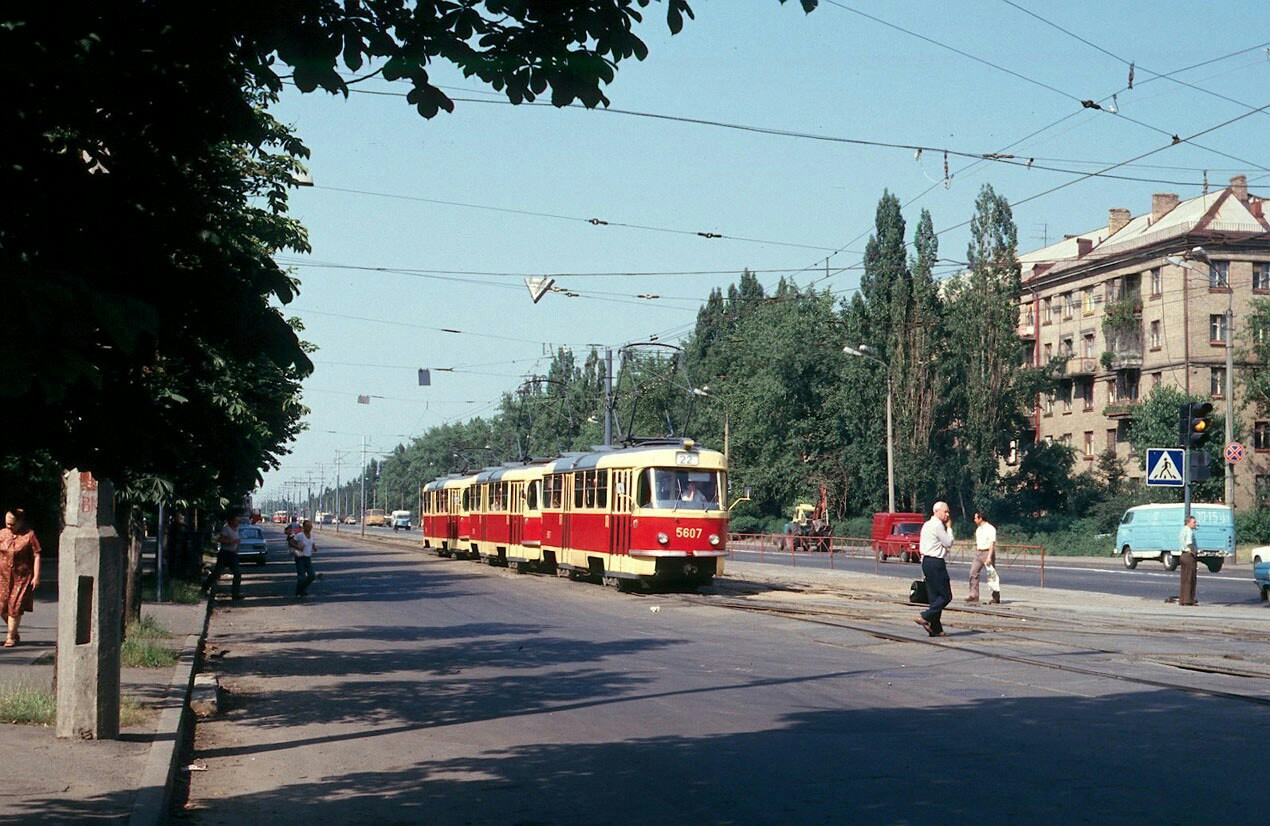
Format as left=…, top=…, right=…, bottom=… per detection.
left=526, top=480, right=539, bottom=511
left=595, top=469, right=608, bottom=510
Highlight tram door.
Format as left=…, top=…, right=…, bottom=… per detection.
left=609, top=469, right=631, bottom=556
left=560, top=473, right=573, bottom=552
left=509, top=481, right=523, bottom=548
left=446, top=490, right=459, bottom=545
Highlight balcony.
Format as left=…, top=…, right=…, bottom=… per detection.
left=1103, top=402, right=1139, bottom=420
left=1019, top=320, right=1037, bottom=340
left=1065, top=357, right=1098, bottom=376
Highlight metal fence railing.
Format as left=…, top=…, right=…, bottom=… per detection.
left=727, top=534, right=1049, bottom=586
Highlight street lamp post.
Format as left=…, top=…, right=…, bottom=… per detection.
left=1167, top=247, right=1233, bottom=506
left=844, top=344, right=895, bottom=513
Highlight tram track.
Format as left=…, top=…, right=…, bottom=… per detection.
left=669, top=591, right=1270, bottom=707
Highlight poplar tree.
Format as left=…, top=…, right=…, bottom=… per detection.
left=945, top=184, right=1024, bottom=511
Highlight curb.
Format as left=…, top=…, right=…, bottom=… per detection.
left=128, top=597, right=213, bottom=826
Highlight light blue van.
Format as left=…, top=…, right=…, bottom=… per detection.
left=1115, top=503, right=1233, bottom=573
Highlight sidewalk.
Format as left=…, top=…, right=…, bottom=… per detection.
left=0, top=551, right=209, bottom=825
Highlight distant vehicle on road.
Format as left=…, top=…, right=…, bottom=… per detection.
left=272, top=510, right=289, bottom=523
left=1116, top=503, right=1233, bottom=573
left=1251, top=546, right=1270, bottom=565
left=236, top=525, right=268, bottom=566
left=343, top=515, right=358, bottom=525
left=872, top=512, right=925, bottom=563
left=1254, top=558, right=1270, bottom=601
left=364, top=508, right=388, bottom=527
left=391, top=510, right=412, bottom=531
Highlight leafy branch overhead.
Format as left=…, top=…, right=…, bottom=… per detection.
left=1, top=0, right=814, bottom=509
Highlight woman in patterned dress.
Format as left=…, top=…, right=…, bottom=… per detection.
left=0, top=509, right=42, bottom=647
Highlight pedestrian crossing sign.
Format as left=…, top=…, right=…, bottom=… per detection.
left=1146, top=448, right=1185, bottom=487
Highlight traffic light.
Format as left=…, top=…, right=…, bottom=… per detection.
left=1185, top=402, right=1214, bottom=448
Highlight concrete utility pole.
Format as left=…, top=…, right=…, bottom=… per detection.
left=360, top=435, right=368, bottom=538
left=57, top=471, right=122, bottom=740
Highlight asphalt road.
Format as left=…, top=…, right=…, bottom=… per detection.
left=726, top=545, right=1260, bottom=605
left=186, top=527, right=1266, bottom=824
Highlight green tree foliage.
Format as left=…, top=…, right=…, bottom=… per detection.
left=846, top=195, right=948, bottom=511
left=943, top=184, right=1030, bottom=512
left=6, top=2, right=822, bottom=510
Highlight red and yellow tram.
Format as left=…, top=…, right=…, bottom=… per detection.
left=419, top=438, right=727, bottom=590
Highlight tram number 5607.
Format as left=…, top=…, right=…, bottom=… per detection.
left=675, top=527, right=703, bottom=539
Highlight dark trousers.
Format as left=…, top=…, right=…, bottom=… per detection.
left=294, top=555, right=316, bottom=596
left=920, top=555, right=952, bottom=633
left=1180, top=551, right=1198, bottom=605
left=204, top=550, right=242, bottom=598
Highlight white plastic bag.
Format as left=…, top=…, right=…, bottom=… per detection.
left=986, top=565, right=1001, bottom=591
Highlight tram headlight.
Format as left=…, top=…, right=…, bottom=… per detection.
left=657, top=532, right=669, bottom=545
left=708, top=534, right=720, bottom=546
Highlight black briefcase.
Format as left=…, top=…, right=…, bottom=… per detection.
left=909, top=579, right=929, bottom=605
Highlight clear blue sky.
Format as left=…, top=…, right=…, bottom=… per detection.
left=259, top=1, right=1269, bottom=505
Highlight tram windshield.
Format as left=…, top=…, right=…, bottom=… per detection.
left=643, top=469, right=724, bottom=510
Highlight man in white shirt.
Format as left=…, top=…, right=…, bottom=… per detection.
left=968, top=511, right=999, bottom=604
left=202, top=512, right=243, bottom=600
left=916, top=501, right=954, bottom=637
left=290, top=519, right=318, bottom=598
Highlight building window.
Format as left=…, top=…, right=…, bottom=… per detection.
left=1150, top=267, right=1162, bottom=296
left=1043, top=342, right=1053, bottom=363
left=1062, top=383, right=1073, bottom=413
left=1258, top=475, right=1270, bottom=505
left=1255, top=263, right=1270, bottom=291
left=1210, top=314, right=1228, bottom=343
left=1106, top=428, right=1117, bottom=453
left=1152, top=371, right=1162, bottom=386
left=1083, top=431, right=1094, bottom=458
left=1107, top=378, right=1117, bottom=404
left=1149, top=320, right=1161, bottom=349
left=1105, top=278, right=1119, bottom=303
left=1044, top=393, right=1055, bottom=415
left=1043, top=296, right=1053, bottom=323
left=1082, top=287, right=1096, bottom=316
left=1062, top=292, right=1073, bottom=320
left=1211, top=367, right=1226, bottom=398
left=1255, top=421, right=1270, bottom=451
left=1060, top=433, right=1072, bottom=448
left=1082, top=380, right=1094, bottom=411
left=1122, top=371, right=1139, bottom=401
left=1210, top=261, right=1229, bottom=289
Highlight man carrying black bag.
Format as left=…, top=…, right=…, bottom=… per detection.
left=915, top=501, right=954, bottom=637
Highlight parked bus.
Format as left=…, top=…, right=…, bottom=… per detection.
left=364, top=508, right=388, bottom=527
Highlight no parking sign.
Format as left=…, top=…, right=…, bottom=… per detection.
left=1225, top=442, right=1245, bottom=464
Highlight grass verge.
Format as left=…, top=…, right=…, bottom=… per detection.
left=128, top=615, right=173, bottom=640
left=140, top=571, right=204, bottom=605
left=0, top=683, right=152, bottom=727
left=122, top=638, right=178, bottom=668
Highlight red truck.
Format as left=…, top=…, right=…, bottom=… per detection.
left=871, top=512, right=926, bottom=563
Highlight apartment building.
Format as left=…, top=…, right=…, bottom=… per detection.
left=1018, top=175, right=1270, bottom=511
